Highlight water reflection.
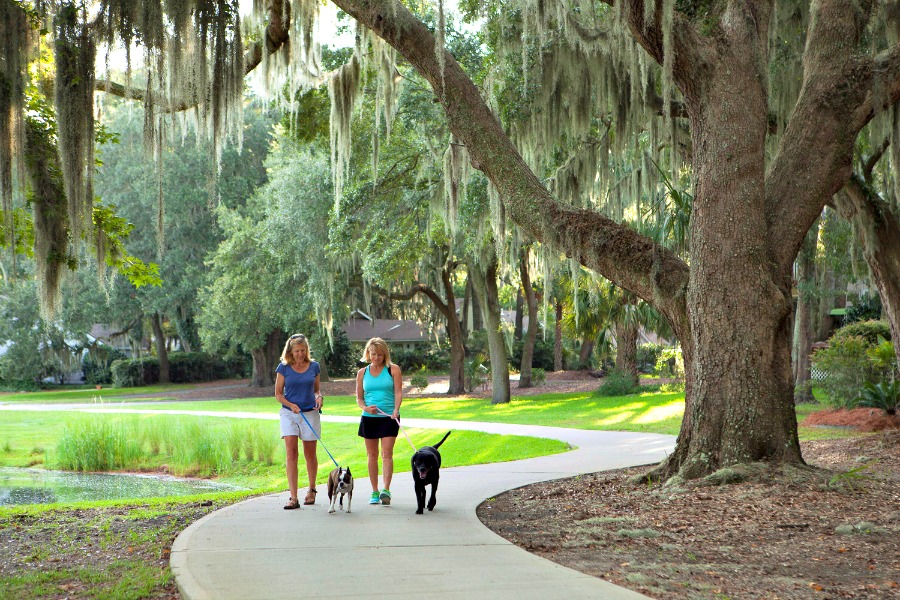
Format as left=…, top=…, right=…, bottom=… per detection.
left=0, top=467, right=245, bottom=505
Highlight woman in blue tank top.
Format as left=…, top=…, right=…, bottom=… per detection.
left=356, top=337, right=402, bottom=505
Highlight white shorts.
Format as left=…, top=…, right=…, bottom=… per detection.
left=280, top=408, right=321, bottom=442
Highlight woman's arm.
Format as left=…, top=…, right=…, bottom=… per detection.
left=356, top=367, right=377, bottom=414
left=391, top=364, right=402, bottom=419
left=313, top=373, right=322, bottom=410
left=276, top=372, right=299, bottom=413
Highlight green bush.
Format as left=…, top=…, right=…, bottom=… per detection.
left=82, top=347, right=127, bottom=385
left=636, top=343, right=664, bottom=374
left=465, top=353, right=489, bottom=392
left=811, top=336, right=877, bottom=409
left=510, top=337, right=557, bottom=371
left=597, top=368, right=640, bottom=396
left=0, top=379, right=41, bottom=392
left=831, top=320, right=891, bottom=345
left=530, top=367, right=546, bottom=386
left=654, top=348, right=684, bottom=379
left=842, top=293, right=882, bottom=325
left=319, top=329, right=356, bottom=378
left=410, top=367, right=429, bottom=391
left=167, top=352, right=247, bottom=383
left=857, top=381, right=900, bottom=415
left=111, top=357, right=160, bottom=387
left=391, top=346, right=450, bottom=372
left=110, top=352, right=247, bottom=387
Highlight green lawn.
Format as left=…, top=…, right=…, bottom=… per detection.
left=0, top=410, right=569, bottom=492
left=0, top=383, right=196, bottom=403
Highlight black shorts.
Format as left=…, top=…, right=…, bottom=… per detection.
left=358, top=416, right=400, bottom=439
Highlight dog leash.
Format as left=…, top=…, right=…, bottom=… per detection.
left=375, top=408, right=418, bottom=452
left=298, top=410, right=340, bottom=468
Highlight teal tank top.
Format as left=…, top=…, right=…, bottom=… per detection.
left=362, top=365, right=395, bottom=417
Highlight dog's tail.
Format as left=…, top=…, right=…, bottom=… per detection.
left=433, top=430, right=451, bottom=450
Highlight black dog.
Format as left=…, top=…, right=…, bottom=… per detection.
left=411, top=431, right=451, bottom=514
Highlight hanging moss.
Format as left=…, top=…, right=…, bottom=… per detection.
left=0, top=1, right=31, bottom=258
left=328, top=53, right=361, bottom=212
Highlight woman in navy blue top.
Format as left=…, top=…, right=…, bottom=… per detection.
left=275, top=334, right=323, bottom=509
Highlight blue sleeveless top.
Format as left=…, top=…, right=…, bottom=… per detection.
left=361, top=365, right=395, bottom=417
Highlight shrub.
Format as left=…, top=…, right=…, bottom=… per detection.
left=0, top=379, right=41, bottom=392
left=391, top=346, right=450, bottom=372
left=167, top=352, right=247, bottom=383
left=654, top=348, right=684, bottom=378
left=598, top=368, right=640, bottom=396
left=811, top=336, right=877, bottom=408
left=530, top=367, right=546, bottom=386
left=831, top=320, right=891, bottom=345
left=509, top=337, right=557, bottom=371
left=110, top=352, right=247, bottom=387
left=842, top=292, right=882, bottom=325
left=636, top=343, right=664, bottom=374
left=111, top=357, right=160, bottom=387
left=82, top=347, right=127, bottom=385
left=465, top=353, right=489, bottom=392
left=319, top=329, right=356, bottom=378
left=857, top=381, right=900, bottom=415
left=410, top=367, right=429, bottom=391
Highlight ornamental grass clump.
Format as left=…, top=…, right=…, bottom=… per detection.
left=56, top=418, right=141, bottom=471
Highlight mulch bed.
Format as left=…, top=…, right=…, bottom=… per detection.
left=478, top=424, right=900, bottom=599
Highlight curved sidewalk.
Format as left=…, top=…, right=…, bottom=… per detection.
left=171, top=418, right=674, bottom=600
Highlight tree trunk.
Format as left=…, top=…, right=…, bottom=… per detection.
left=835, top=178, right=900, bottom=376
left=460, top=277, right=473, bottom=338
left=578, top=339, right=595, bottom=366
left=250, top=328, right=285, bottom=387
left=614, top=320, right=639, bottom=386
left=514, top=288, right=524, bottom=342
left=442, top=269, right=466, bottom=395
left=151, top=312, right=170, bottom=384
left=518, top=247, right=538, bottom=388
left=793, top=221, right=819, bottom=403
left=554, top=300, right=563, bottom=372
left=666, top=36, right=802, bottom=479
left=470, top=257, right=510, bottom=404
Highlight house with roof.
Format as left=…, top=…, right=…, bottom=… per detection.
left=341, top=310, right=430, bottom=351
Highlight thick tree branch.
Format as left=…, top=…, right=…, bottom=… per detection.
left=332, top=0, right=690, bottom=340
left=766, top=0, right=888, bottom=274
left=387, top=282, right=450, bottom=320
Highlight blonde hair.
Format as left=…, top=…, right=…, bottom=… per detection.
left=362, top=337, right=391, bottom=366
left=280, top=334, right=313, bottom=366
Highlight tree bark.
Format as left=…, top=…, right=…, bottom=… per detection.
left=250, top=328, right=285, bottom=387
left=151, top=312, right=170, bottom=384
left=470, top=257, right=511, bottom=404
left=518, top=247, right=538, bottom=388
left=554, top=299, right=563, bottom=372
left=614, top=320, right=639, bottom=386
left=793, top=221, right=819, bottom=404
left=834, top=177, right=900, bottom=375
left=578, top=339, right=595, bottom=366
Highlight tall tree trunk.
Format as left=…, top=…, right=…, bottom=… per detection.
left=667, top=37, right=802, bottom=479
left=578, top=339, right=595, bottom=366
left=518, top=247, right=538, bottom=388
left=470, top=258, right=510, bottom=404
left=554, top=299, right=563, bottom=372
left=460, top=277, right=473, bottom=338
left=514, top=288, right=524, bottom=341
left=614, top=320, right=639, bottom=386
left=442, top=269, right=466, bottom=394
left=793, top=220, right=819, bottom=403
left=835, top=178, right=900, bottom=375
left=250, top=328, right=285, bottom=387
left=151, top=312, right=170, bottom=384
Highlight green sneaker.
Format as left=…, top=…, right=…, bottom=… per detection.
left=379, top=489, right=391, bottom=505
left=369, top=491, right=380, bottom=505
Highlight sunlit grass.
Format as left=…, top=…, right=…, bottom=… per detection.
left=0, top=410, right=570, bottom=493
left=0, top=383, right=196, bottom=403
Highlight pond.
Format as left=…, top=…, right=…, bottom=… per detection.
left=0, top=467, right=246, bottom=506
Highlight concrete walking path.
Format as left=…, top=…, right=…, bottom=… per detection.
left=170, top=417, right=675, bottom=599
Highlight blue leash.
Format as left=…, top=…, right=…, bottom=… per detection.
left=298, top=410, right=340, bottom=468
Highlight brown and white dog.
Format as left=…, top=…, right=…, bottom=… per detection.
left=327, top=466, right=353, bottom=514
